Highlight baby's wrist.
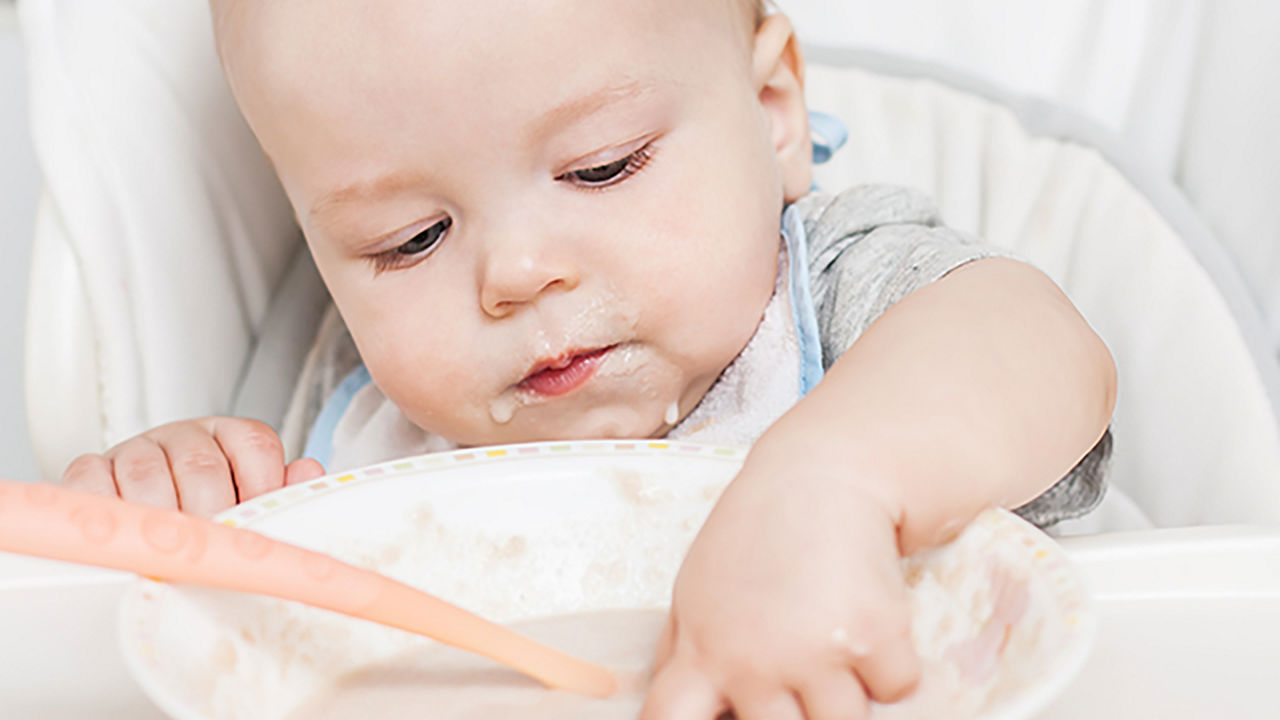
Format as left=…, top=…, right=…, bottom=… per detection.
left=737, top=428, right=907, bottom=534
left=747, top=413, right=998, bottom=555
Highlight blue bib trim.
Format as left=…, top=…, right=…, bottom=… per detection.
left=302, top=364, right=372, bottom=467
left=782, top=205, right=826, bottom=397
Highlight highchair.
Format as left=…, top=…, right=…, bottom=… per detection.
left=9, top=0, right=1280, bottom=718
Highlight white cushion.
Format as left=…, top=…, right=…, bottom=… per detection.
left=21, top=0, right=303, bottom=480
left=780, top=0, right=1280, bottom=360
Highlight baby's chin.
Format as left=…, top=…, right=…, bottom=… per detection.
left=435, top=403, right=676, bottom=448
left=511, top=409, right=670, bottom=444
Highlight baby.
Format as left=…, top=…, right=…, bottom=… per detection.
left=62, top=0, right=1116, bottom=717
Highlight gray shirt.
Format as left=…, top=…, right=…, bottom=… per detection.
left=797, top=185, right=1109, bottom=527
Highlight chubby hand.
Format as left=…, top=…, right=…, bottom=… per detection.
left=641, top=459, right=921, bottom=720
left=60, top=417, right=325, bottom=516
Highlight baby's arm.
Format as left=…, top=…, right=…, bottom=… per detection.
left=61, top=418, right=325, bottom=516
left=773, top=255, right=1116, bottom=554
left=643, top=257, right=1115, bottom=719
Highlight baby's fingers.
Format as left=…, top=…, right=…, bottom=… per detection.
left=726, top=682, right=805, bottom=720
left=797, top=670, right=870, bottom=720
left=61, top=453, right=120, bottom=498
left=155, top=425, right=236, bottom=516
left=284, top=457, right=326, bottom=486
left=640, top=655, right=725, bottom=720
left=849, top=626, right=920, bottom=704
left=204, top=418, right=288, bottom=502
left=107, top=437, right=181, bottom=509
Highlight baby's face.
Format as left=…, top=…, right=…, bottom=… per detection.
left=223, top=0, right=811, bottom=445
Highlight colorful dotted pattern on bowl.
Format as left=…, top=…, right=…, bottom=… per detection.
left=216, top=440, right=749, bottom=528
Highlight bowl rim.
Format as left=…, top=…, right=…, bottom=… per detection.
left=117, top=439, right=1093, bottom=720
left=215, top=439, right=749, bottom=529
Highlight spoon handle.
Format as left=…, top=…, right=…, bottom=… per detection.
left=0, top=479, right=617, bottom=697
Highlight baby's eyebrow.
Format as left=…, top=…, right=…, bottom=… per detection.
left=527, top=79, right=657, bottom=143
left=308, top=170, right=424, bottom=225
left=307, top=80, right=658, bottom=226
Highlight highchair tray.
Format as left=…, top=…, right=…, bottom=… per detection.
left=1044, top=527, right=1280, bottom=718
left=1, top=525, right=1278, bottom=718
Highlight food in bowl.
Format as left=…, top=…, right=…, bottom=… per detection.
left=120, top=442, right=1092, bottom=719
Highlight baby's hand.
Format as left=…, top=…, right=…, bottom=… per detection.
left=641, top=460, right=920, bottom=720
left=60, top=418, right=324, bottom=516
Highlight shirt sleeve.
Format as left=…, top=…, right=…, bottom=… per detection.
left=796, top=185, right=1013, bottom=367
left=795, top=185, right=1108, bottom=528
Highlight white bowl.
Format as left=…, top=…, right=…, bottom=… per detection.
left=118, top=440, right=1093, bottom=719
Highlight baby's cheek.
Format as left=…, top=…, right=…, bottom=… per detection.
left=368, top=348, right=474, bottom=422
left=388, top=381, right=488, bottom=444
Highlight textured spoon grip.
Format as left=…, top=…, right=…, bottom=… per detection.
left=0, top=480, right=382, bottom=611
left=0, top=480, right=617, bottom=697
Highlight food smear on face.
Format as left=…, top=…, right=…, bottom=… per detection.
left=664, top=400, right=679, bottom=426
left=488, top=392, right=523, bottom=425
left=285, top=610, right=663, bottom=720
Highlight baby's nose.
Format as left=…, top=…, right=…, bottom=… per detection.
left=478, top=237, right=580, bottom=317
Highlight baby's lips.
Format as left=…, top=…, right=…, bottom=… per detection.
left=517, top=346, right=613, bottom=397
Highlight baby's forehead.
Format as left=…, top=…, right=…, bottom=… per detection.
left=211, top=0, right=760, bottom=66
left=209, top=0, right=771, bottom=215
left=212, top=0, right=759, bottom=128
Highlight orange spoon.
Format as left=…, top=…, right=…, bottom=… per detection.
left=0, top=479, right=618, bottom=698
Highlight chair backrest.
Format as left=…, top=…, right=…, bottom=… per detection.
left=21, top=0, right=309, bottom=482
left=804, top=48, right=1280, bottom=527
left=780, top=0, right=1280, bottom=358
left=22, top=1, right=1280, bottom=529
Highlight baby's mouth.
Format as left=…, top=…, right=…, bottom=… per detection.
left=518, top=345, right=617, bottom=397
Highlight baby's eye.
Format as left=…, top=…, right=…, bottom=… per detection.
left=571, top=156, right=631, bottom=184
left=397, top=217, right=451, bottom=255
left=558, top=145, right=653, bottom=189
left=370, top=217, right=452, bottom=273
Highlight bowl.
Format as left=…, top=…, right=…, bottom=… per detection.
left=118, top=440, right=1093, bottom=719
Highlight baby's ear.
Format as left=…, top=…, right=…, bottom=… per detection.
left=752, top=14, right=811, bottom=203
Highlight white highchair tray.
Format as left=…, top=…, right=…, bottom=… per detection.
left=2, top=522, right=1278, bottom=718
left=1044, top=527, right=1280, bottom=718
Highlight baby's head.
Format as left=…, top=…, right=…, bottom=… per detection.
left=212, top=0, right=813, bottom=445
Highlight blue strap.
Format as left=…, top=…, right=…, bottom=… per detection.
left=302, top=364, right=373, bottom=467
left=782, top=205, right=826, bottom=396
left=799, top=109, right=845, bottom=380
left=809, top=110, right=849, bottom=165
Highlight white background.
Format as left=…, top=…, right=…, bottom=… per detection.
left=0, top=2, right=39, bottom=482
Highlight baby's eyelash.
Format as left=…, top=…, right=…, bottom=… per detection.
left=558, top=144, right=654, bottom=190
left=370, top=250, right=407, bottom=276
left=368, top=217, right=451, bottom=275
